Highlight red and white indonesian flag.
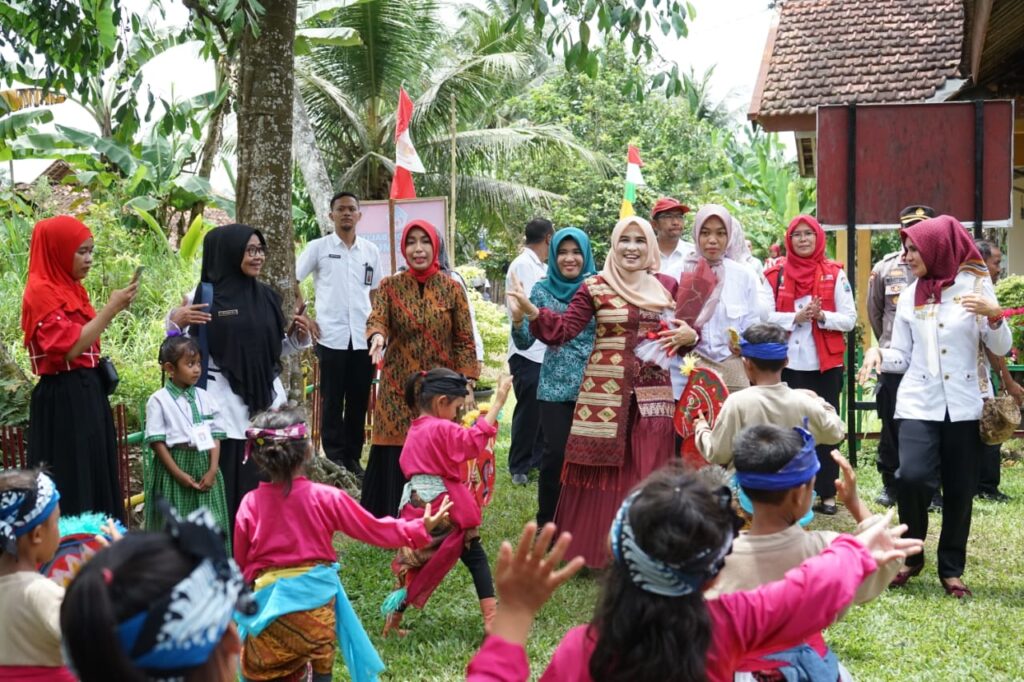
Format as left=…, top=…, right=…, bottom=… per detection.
left=620, top=145, right=645, bottom=218
left=390, top=87, right=425, bottom=200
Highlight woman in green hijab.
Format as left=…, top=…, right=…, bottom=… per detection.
left=509, top=227, right=597, bottom=525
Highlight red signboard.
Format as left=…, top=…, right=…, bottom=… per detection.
left=817, top=101, right=1014, bottom=230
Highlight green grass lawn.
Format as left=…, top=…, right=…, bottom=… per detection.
left=332, top=421, right=1024, bottom=681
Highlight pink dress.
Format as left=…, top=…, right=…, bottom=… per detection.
left=529, top=275, right=677, bottom=567
left=233, top=477, right=431, bottom=583
left=465, top=535, right=877, bottom=682
left=397, top=414, right=498, bottom=608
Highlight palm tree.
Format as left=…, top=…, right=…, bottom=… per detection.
left=296, top=0, right=608, bottom=241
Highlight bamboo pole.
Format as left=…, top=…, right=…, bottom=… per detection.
left=388, top=198, right=396, bottom=274
left=448, top=93, right=458, bottom=264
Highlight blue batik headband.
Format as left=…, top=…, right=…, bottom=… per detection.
left=0, top=471, right=60, bottom=554
left=735, top=426, right=820, bottom=491
left=610, top=488, right=736, bottom=597
left=115, top=502, right=255, bottom=673
left=739, top=339, right=789, bottom=360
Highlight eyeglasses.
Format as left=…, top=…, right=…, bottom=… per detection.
left=245, top=246, right=267, bottom=257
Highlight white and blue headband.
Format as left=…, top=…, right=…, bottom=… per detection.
left=115, top=501, right=255, bottom=674
left=609, top=487, right=737, bottom=597
left=0, top=471, right=60, bottom=554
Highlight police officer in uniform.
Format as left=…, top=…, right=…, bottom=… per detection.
left=867, top=205, right=941, bottom=510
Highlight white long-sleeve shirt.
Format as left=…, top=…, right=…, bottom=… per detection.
left=768, top=270, right=857, bottom=371
left=880, top=272, right=1011, bottom=422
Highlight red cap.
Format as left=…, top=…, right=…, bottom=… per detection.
left=650, top=197, right=691, bottom=220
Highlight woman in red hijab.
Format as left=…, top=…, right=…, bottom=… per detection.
left=859, top=215, right=1008, bottom=597
left=764, top=215, right=855, bottom=515
left=21, top=215, right=138, bottom=519
left=362, top=220, right=480, bottom=519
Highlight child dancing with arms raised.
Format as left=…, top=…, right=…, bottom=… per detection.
left=466, top=464, right=922, bottom=682
left=382, top=369, right=512, bottom=636
left=144, top=333, right=230, bottom=539
left=233, top=406, right=452, bottom=682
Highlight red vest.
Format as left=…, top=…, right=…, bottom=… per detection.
left=764, top=261, right=846, bottom=372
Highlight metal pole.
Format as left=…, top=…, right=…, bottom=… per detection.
left=449, top=93, right=458, bottom=262
left=388, top=198, right=396, bottom=275
left=845, top=103, right=858, bottom=468
left=974, top=99, right=985, bottom=238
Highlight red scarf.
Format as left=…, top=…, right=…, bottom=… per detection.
left=21, top=215, right=96, bottom=345
left=401, top=219, right=441, bottom=283
left=776, top=214, right=829, bottom=312
left=902, top=215, right=987, bottom=307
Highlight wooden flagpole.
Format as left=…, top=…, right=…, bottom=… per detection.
left=388, top=197, right=396, bottom=274
left=448, top=93, right=458, bottom=264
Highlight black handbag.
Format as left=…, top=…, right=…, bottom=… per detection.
left=97, top=356, right=120, bottom=395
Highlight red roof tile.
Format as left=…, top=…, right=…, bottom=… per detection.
left=751, top=0, right=965, bottom=122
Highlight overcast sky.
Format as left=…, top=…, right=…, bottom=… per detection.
left=7, top=0, right=777, bottom=188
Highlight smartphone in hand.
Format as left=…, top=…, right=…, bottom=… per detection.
left=288, top=302, right=308, bottom=335
left=132, top=266, right=145, bottom=283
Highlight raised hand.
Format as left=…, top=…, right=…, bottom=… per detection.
left=831, top=450, right=870, bottom=523
left=506, top=273, right=537, bottom=322
left=853, top=508, right=924, bottom=565
left=422, top=495, right=453, bottom=532
left=369, top=333, right=386, bottom=365
left=169, top=295, right=212, bottom=328
left=489, top=522, right=586, bottom=646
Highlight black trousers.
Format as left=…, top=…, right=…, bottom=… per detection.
left=896, top=416, right=980, bottom=578
left=396, top=537, right=494, bottom=611
left=508, top=355, right=545, bottom=476
left=875, top=371, right=903, bottom=489
left=978, top=443, right=1003, bottom=494
left=537, top=400, right=575, bottom=526
left=782, top=367, right=844, bottom=499
left=316, top=342, right=373, bottom=472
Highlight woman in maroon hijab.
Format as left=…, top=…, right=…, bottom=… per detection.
left=859, top=215, right=1009, bottom=597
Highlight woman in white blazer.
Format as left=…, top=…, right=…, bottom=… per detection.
left=860, top=215, right=1010, bottom=598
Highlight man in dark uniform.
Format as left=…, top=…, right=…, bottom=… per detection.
left=867, top=205, right=942, bottom=509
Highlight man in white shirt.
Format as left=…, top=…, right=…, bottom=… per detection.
left=650, top=196, right=695, bottom=280
left=296, top=191, right=382, bottom=477
left=505, top=218, right=552, bottom=485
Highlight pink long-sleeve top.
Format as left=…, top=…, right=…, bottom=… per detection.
left=234, top=477, right=432, bottom=583
left=465, top=535, right=876, bottom=682
left=400, top=414, right=497, bottom=529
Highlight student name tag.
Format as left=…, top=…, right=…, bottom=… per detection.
left=217, top=309, right=239, bottom=317
left=328, top=253, right=342, bottom=259
left=193, top=423, right=215, bottom=451
left=364, top=263, right=374, bottom=286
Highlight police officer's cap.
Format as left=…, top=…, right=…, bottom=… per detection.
left=898, top=205, right=935, bottom=226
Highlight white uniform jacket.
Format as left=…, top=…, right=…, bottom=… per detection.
left=880, top=271, right=1011, bottom=422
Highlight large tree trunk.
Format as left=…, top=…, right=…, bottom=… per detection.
left=292, top=89, right=334, bottom=236
left=235, top=0, right=301, bottom=398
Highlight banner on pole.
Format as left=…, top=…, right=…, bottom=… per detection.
left=360, top=197, right=448, bottom=277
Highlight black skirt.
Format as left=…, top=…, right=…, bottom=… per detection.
left=28, top=367, right=122, bottom=521
left=360, top=445, right=406, bottom=518
left=218, top=438, right=267, bottom=533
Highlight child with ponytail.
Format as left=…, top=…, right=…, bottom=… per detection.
left=233, top=405, right=451, bottom=682
left=381, top=368, right=512, bottom=637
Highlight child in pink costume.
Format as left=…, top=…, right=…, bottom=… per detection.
left=465, top=465, right=922, bottom=682
left=381, top=369, right=512, bottom=637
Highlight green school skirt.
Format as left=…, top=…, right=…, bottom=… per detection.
left=145, top=445, right=231, bottom=551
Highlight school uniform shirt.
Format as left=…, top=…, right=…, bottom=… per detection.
left=767, top=270, right=856, bottom=371
left=880, top=271, right=1011, bottom=422
left=506, top=248, right=547, bottom=363
left=0, top=571, right=65, bottom=667
left=695, top=383, right=846, bottom=467
left=144, top=383, right=227, bottom=449
left=166, top=297, right=310, bottom=439
left=657, top=239, right=697, bottom=281
left=295, top=233, right=382, bottom=351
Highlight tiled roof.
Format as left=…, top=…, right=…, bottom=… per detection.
left=752, top=0, right=965, bottom=120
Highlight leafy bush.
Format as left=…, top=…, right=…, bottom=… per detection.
left=467, top=286, right=509, bottom=376
left=996, top=275, right=1024, bottom=358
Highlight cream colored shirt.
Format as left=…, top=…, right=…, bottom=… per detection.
left=706, top=519, right=900, bottom=605
left=696, top=382, right=846, bottom=467
left=0, top=571, right=65, bottom=667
